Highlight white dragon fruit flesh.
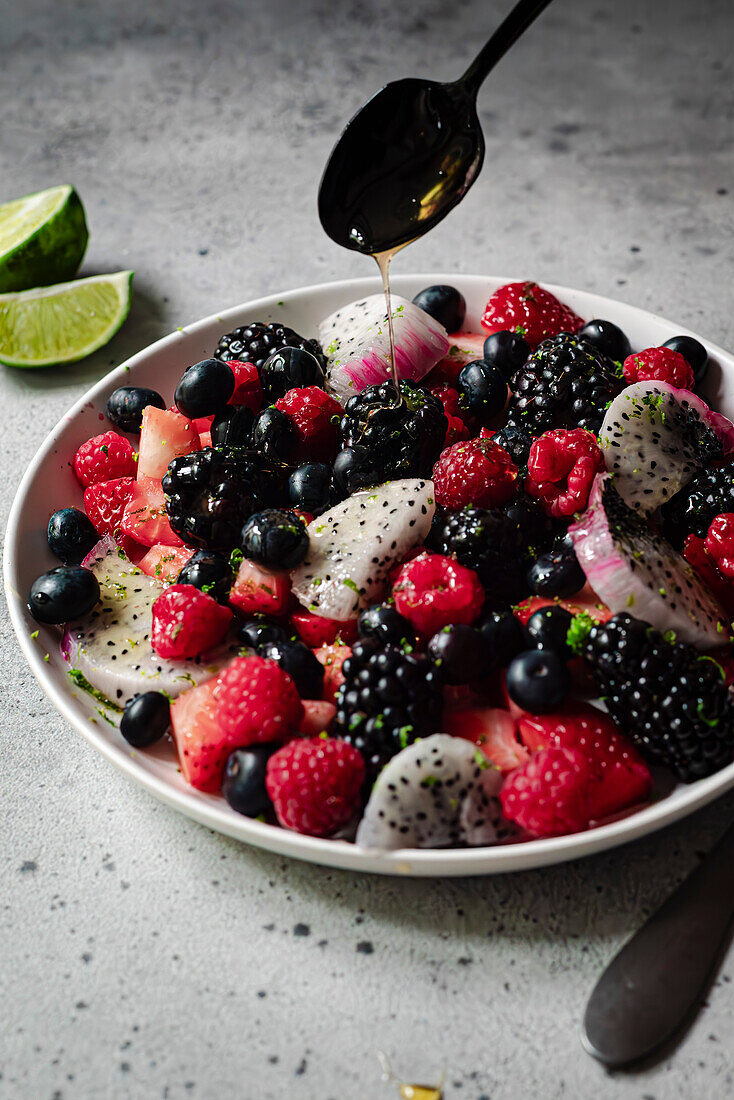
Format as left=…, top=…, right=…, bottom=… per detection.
left=569, top=474, right=727, bottom=648
left=61, top=537, right=237, bottom=706
left=291, top=479, right=435, bottom=620
left=356, top=734, right=515, bottom=850
left=318, top=293, right=450, bottom=402
left=599, top=380, right=734, bottom=515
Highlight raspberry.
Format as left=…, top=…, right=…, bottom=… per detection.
left=151, top=583, right=233, bottom=659
left=227, top=360, right=263, bottom=413
left=516, top=703, right=652, bottom=820
left=623, top=346, right=694, bottom=390
left=704, top=513, right=734, bottom=578
left=215, top=654, right=303, bottom=744
left=500, top=746, right=591, bottom=837
left=274, top=386, right=342, bottom=462
left=314, top=642, right=352, bottom=704
left=83, top=476, right=135, bottom=536
left=290, top=609, right=358, bottom=648
left=73, top=431, right=137, bottom=487
left=392, top=551, right=484, bottom=635
left=432, top=437, right=518, bottom=511
left=265, top=736, right=365, bottom=837
left=428, top=383, right=463, bottom=419
left=482, top=281, right=584, bottom=348
left=524, top=428, right=603, bottom=518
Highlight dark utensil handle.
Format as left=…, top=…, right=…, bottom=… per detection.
left=459, top=0, right=556, bottom=95
left=582, top=819, right=734, bottom=1068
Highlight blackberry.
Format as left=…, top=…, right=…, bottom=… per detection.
left=213, top=320, right=326, bottom=374
left=580, top=613, right=734, bottom=781
left=339, top=380, right=447, bottom=490
left=162, top=447, right=283, bottom=551
left=660, top=465, right=734, bottom=548
left=427, top=506, right=530, bottom=608
left=491, top=422, right=534, bottom=467
left=335, top=639, right=442, bottom=780
left=504, top=332, right=621, bottom=440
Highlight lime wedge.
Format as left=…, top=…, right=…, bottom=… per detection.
left=0, top=271, right=133, bottom=368
left=0, top=184, right=89, bottom=293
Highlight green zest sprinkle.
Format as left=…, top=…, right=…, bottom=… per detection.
left=663, top=629, right=677, bottom=644
left=95, top=707, right=116, bottom=727
left=229, top=548, right=244, bottom=571
left=698, top=654, right=726, bottom=681
left=421, top=775, right=439, bottom=788
left=696, top=700, right=720, bottom=728
left=68, top=669, right=123, bottom=712
left=200, top=582, right=215, bottom=594
left=566, top=611, right=595, bottom=656
left=342, top=578, right=359, bottom=593
left=473, top=749, right=490, bottom=770
left=30, top=630, right=39, bottom=639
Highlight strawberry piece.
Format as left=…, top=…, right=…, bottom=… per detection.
left=74, top=431, right=137, bottom=487
left=432, top=437, right=518, bottom=511
left=192, top=415, right=214, bottom=434
left=290, top=609, right=358, bottom=647
left=425, top=332, right=488, bottom=387
left=229, top=558, right=290, bottom=616
left=266, top=737, right=365, bottom=836
left=170, top=677, right=226, bottom=792
left=297, top=699, right=337, bottom=737
left=501, top=746, right=591, bottom=837
left=444, top=414, right=471, bottom=446
left=525, top=427, right=604, bottom=518
left=313, top=642, right=352, bottom=704
left=623, top=346, right=694, bottom=390
left=274, top=386, right=342, bottom=463
left=443, top=705, right=529, bottom=773
left=151, top=583, right=232, bottom=659
left=137, top=406, right=200, bottom=481
left=215, top=655, right=303, bottom=745
left=516, top=702, right=652, bottom=820
left=684, top=532, right=734, bottom=616
left=83, top=476, right=135, bottom=536
left=481, top=281, right=584, bottom=347
left=138, top=544, right=192, bottom=583
left=121, top=476, right=184, bottom=547
left=513, top=590, right=612, bottom=626
left=392, top=551, right=484, bottom=635
left=704, top=513, right=734, bottom=579
left=227, top=360, right=263, bottom=413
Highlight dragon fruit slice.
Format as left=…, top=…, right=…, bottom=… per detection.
left=62, top=537, right=236, bottom=705
left=291, top=479, right=435, bottom=620
left=356, top=734, right=514, bottom=850
left=569, top=474, right=727, bottom=648
left=318, top=293, right=450, bottom=402
left=599, top=380, right=734, bottom=515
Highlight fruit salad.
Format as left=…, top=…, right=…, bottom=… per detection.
left=28, top=279, right=734, bottom=850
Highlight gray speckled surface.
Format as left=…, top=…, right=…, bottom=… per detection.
left=2, top=0, right=734, bottom=1096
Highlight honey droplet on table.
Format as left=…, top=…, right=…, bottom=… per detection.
left=398, top=1085, right=443, bottom=1100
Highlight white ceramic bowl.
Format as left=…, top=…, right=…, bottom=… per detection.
left=6, top=273, right=734, bottom=877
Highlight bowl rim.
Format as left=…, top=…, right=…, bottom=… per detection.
left=7, top=271, right=734, bottom=877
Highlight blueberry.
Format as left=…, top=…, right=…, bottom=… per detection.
left=288, top=463, right=334, bottom=516
left=332, top=445, right=380, bottom=494
left=578, top=319, right=631, bottom=364
left=120, top=691, right=170, bottom=748
left=240, top=508, right=309, bottom=570
left=237, top=615, right=293, bottom=650
left=259, top=346, right=325, bottom=402
left=482, top=330, right=531, bottom=380
left=663, top=335, right=708, bottom=384
left=175, top=359, right=235, bottom=418
left=427, top=623, right=489, bottom=683
left=259, top=638, right=324, bottom=698
left=412, top=284, right=466, bottom=332
left=251, top=406, right=297, bottom=462
left=528, top=544, right=585, bottom=598
left=177, top=549, right=233, bottom=602
left=505, top=649, right=570, bottom=713
left=457, top=360, right=507, bottom=421
left=222, top=744, right=278, bottom=817
left=106, top=386, right=166, bottom=432
left=211, top=404, right=254, bottom=447
left=47, top=507, right=99, bottom=565
left=357, top=604, right=415, bottom=647
left=476, top=610, right=527, bottom=667
left=525, top=606, right=574, bottom=661
left=28, top=565, right=100, bottom=624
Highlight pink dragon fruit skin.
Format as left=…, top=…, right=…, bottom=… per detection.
left=318, top=293, right=450, bottom=402
left=570, top=473, right=728, bottom=649
left=599, top=379, right=734, bottom=515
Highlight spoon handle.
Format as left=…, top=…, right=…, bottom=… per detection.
left=459, top=0, right=556, bottom=95
left=582, top=819, right=734, bottom=1068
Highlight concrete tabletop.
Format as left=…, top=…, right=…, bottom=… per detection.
left=2, top=0, right=734, bottom=1096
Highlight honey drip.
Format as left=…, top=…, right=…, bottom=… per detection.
left=378, top=1051, right=444, bottom=1100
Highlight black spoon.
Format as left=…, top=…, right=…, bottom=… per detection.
left=318, top=0, right=555, bottom=256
